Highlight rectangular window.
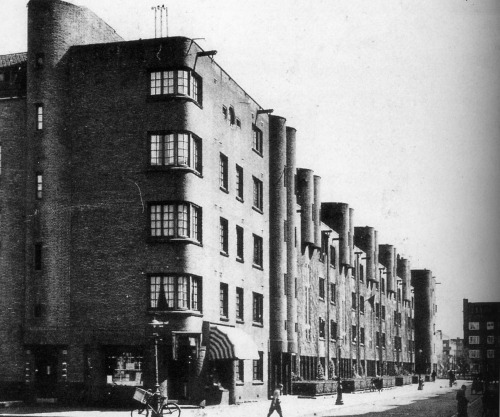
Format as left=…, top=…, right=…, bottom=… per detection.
left=36, top=104, right=43, bottom=130
left=330, top=320, right=337, bottom=340
left=150, top=132, right=201, bottom=173
left=487, top=350, right=495, bottom=358
left=222, top=105, right=228, bottom=120
left=34, top=243, right=42, bottom=271
left=487, top=335, right=494, bottom=344
left=352, top=325, right=357, bottom=342
left=252, top=292, right=263, bottom=324
left=469, top=350, right=480, bottom=358
left=253, top=234, right=263, bottom=268
left=381, top=278, right=386, bottom=293
left=360, top=328, right=365, bottom=345
left=252, top=176, right=263, bottom=211
left=253, top=351, right=263, bottom=381
left=236, top=287, right=244, bottom=321
left=236, top=359, right=244, bottom=382
left=36, top=174, right=43, bottom=199
left=487, top=321, right=494, bottom=330
left=319, top=278, right=325, bottom=300
left=219, top=153, right=228, bottom=191
left=220, top=217, right=228, bottom=255
left=375, top=303, right=380, bottom=318
left=381, top=305, right=386, bottom=320
left=381, top=333, right=386, bottom=347
left=150, top=202, right=201, bottom=242
left=469, top=322, right=480, bottom=331
left=150, top=70, right=201, bottom=104
left=360, top=296, right=365, bottom=314
left=395, top=336, right=401, bottom=351
left=319, top=318, right=325, bottom=339
left=220, top=283, right=228, bottom=318
left=469, top=336, right=480, bottom=344
left=236, top=225, right=244, bottom=261
left=320, top=233, right=328, bottom=262
left=236, top=164, right=244, bottom=200
left=330, top=246, right=336, bottom=267
left=149, top=274, right=201, bottom=311
left=330, top=283, right=336, bottom=303
left=352, top=292, right=357, bottom=310
left=376, top=332, right=380, bottom=347
left=252, top=125, right=263, bottom=155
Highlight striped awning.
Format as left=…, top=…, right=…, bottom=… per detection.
left=208, top=326, right=260, bottom=360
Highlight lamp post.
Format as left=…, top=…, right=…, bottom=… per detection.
left=149, top=318, right=168, bottom=401
left=335, top=337, right=344, bottom=405
left=417, top=349, right=424, bottom=390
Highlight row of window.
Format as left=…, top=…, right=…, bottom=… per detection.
left=469, top=350, right=495, bottom=359
left=235, top=352, right=264, bottom=382
left=150, top=69, right=201, bottom=103
left=219, top=283, right=264, bottom=324
left=219, top=218, right=263, bottom=267
left=219, top=153, right=264, bottom=211
left=468, top=321, right=495, bottom=331
left=469, top=335, right=496, bottom=345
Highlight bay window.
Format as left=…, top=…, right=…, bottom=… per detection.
left=150, top=202, right=201, bottom=243
left=149, top=274, right=202, bottom=312
left=150, top=69, right=202, bottom=104
left=150, top=132, right=201, bottom=173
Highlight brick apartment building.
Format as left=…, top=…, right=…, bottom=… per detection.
left=463, top=299, right=500, bottom=380
left=0, top=0, right=438, bottom=405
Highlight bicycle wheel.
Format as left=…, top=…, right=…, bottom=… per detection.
left=131, top=406, right=149, bottom=417
left=160, top=402, right=181, bottom=416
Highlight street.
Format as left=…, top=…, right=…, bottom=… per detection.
left=0, top=380, right=486, bottom=417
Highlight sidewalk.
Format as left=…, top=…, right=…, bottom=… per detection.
left=0, top=380, right=477, bottom=417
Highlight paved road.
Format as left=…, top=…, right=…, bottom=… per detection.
left=0, top=380, right=486, bottom=417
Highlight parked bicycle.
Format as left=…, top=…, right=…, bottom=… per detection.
left=131, top=387, right=181, bottom=417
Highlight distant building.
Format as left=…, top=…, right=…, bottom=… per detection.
left=463, top=299, right=500, bottom=380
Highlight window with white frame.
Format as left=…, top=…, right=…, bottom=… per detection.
left=220, top=282, right=228, bottom=318
left=149, top=274, right=201, bottom=311
left=253, top=292, right=263, bottom=324
left=469, top=336, right=480, bottom=344
left=253, top=234, right=263, bottom=268
left=150, top=132, right=201, bottom=173
left=469, top=322, right=480, bottom=331
left=236, top=287, right=244, bottom=321
left=252, top=125, right=263, bottom=155
left=36, top=104, right=43, bottom=130
left=150, top=202, right=201, bottom=242
left=150, top=69, right=201, bottom=104
left=235, top=164, right=244, bottom=200
left=252, top=176, right=263, bottom=211
left=219, top=153, right=228, bottom=191
left=36, top=173, right=43, bottom=199
left=236, top=359, right=244, bottom=382
left=220, top=217, right=228, bottom=255
left=469, top=350, right=480, bottom=358
left=236, top=225, right=244, bottom=261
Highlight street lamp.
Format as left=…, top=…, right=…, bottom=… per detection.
left=336, top=336, right=344, bottom=405
left=149, top=318, right=168, bottom=399
left=417, top=349, right=424, bottom=390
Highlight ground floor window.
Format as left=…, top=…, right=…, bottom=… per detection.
left=253, top=351, right=264, bottom=381
left=105, top=347, right=144, bottom=386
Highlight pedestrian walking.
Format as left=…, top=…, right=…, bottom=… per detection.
left=267, top=383, right=283, bottom=417
left=456, top=384, right=469, bottom=417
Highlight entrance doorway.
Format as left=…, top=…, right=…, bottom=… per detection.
left=33, top=346, right=59, bottom=399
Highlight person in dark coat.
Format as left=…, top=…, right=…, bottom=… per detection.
left=456, top=384, right=469, bottom=417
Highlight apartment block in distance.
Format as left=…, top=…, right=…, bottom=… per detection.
left=463, top=299, right=500, bottom=380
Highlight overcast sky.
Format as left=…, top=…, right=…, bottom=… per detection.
left=2, top=0, right=500, bottom=338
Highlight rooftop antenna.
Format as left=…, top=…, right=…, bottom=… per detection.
left=151, top=6, right=158, bottom=38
